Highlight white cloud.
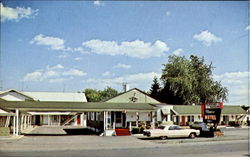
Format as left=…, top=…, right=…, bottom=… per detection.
left=74, top=57, right=82, bottom=61
left=0, top=3, right=38, bottom=22
left=172, top=48, right=183, bottom=56
left=22, top=71, right=43, bottom=82
left=102, top=71, right=112, bottom=77
left=213, top=71, right=249, bottom=105
left=62, top=69, right=87, bottom=76
left=46, top=64, right=64, bottom=70
left=93, top=1, right=104, bottom=6
left=245, top=25, right=250, bottom=30
left=22, top=65, right=86, bottom=83
left=83, top=72, right=160, bottom=91
left=82, top=40, right=169, bottom=59
left=113, top=63, right=131, bottom=69
left=193, top=30, right=222, bottom=46
left=30, top=34, right=65, bottom=50
left=57, top=53, right=69, bottom=59
left=49, top=78, right=68, bottom=83
left=166, top=11, right=171, bottom=16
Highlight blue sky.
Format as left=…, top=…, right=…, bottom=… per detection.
left=0, top=1, right=249, bottom=105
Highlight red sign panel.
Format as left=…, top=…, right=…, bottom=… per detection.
left=201, top=102, right=223, bottom=124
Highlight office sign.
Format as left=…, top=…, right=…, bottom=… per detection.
left=201, top=102, right=223, bottom=124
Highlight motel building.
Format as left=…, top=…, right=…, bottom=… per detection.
left=0, top=89, right=248, bottom=136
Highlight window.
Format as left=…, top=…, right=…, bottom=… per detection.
left=168, top=126, right=174, bottom=130
left=158, top=126, right=165, bottom=130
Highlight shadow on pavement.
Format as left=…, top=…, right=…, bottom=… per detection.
left=23, top=128, right=98, bottom=136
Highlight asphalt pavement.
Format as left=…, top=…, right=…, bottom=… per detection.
left=0, top=126, right=249, bottom=157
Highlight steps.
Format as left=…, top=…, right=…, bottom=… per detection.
left=115, top=128, right=131, bottom=136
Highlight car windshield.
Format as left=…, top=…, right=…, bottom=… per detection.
left=158, top=126, right=165, bottom=129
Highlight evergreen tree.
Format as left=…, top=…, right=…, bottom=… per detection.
left=149, top=77, right=161, bottom=101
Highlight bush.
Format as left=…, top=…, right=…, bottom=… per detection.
left=228, top=121, right=240, bottom=127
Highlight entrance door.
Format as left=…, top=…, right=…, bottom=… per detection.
left=115, top=112, right=123, bottom=128
left=181, top=116, right=186, bottom=126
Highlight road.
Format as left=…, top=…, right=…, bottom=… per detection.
left=0, top=126, right=249, bottom=157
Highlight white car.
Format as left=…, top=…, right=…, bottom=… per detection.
left=143, top=125, right=200, bottom=140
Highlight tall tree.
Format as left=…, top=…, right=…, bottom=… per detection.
left=149, top=77, right=161, bottom=101
left=100, top=87, right=119, bottom=101
left=159, top=55, right=228, bottom=105
left=83, top=87, right=118, bottom=102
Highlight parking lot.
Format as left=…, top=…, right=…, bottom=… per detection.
left=0, top=126, right=249, bottom=157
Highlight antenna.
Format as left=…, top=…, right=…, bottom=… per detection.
left=122, top=82, right=130, bottom=92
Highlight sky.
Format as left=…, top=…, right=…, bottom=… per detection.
left=0, top=1, right=249, bottom=105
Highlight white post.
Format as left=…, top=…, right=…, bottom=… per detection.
left=59, top=115, right=61, bottom=126
left=24, top=115, right=27, bottom=129
left=129, top=122, right=132, bottom=132
left=16, top=109, right=19, bottom=136
left=13, top=116, right=16, bottom=136
left=167, top=114, right=171, bottom=122
left=152, top=112, right=155, bottom=129
left=48, top=115, right=50, bottom=125
left=20, top=115, right=23, bottom=132
left=80, top=113, right=84, bottom=126
left=136, top=112, right=139, bottom=127
left=114, top=112, right=116, bottom=128
left=103, top=111, right=106, bottom=136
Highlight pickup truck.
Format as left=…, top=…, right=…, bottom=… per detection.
left=143, top=125, right=200, bottom=140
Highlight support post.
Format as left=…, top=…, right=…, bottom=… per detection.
left=129, top=122, right=132, bottom=132
left=103, top=111, right=106, bottom=136
left=13, top=116, right=16, bottom=136
left=24, top=115, right=27, bottom=129
left=152, top=111, right=155, bottom=129
left=20, top=115, right=23, bottom=132
left=136, top=112, right=139, bottom=127
left=59, top=115, right=61, bottom=126
left=48, top=115, right=50, bottom=125
left=16, top=109, right=19, bottom=136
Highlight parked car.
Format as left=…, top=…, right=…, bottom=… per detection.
left=190, top=122, right=215, bottom=137
left=190, top=122, right=209, bottom=132
left=143, top=125, right=200, bottom=140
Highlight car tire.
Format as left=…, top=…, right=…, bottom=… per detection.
left=160, top=136, right=167, bottom=140
left=189, top=133, right=196, bottom=139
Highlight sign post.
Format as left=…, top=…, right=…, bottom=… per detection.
left=201, top=102, right=223, bottom=129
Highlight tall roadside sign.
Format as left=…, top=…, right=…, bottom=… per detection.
left=201, top=102, right=223, bottom=129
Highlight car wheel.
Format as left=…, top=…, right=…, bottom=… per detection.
left=160, top=136, right=167, bottom=140
left=189, top=133, right=196, bottom=139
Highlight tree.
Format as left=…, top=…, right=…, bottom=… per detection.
left=83, top=87, right=118, bottom=102
left=100, top=87, right=119, bottom=101
left=158, top=55, right=228, bottom=105
left=83, top=88, right=102, bottom=102
left=149, top=77, right=161, bottom=101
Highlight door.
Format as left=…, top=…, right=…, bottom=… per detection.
left=181, top=116, right=186, bottom=126
left=115, top=112, right=123, bottom=128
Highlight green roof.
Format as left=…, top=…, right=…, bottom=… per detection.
left=0, top=101, right=155, bottom=112
left=173, top=105, right=201, bottom=115
left=173, top=105, right=247, bottom=115
left=221, top=106, right=247, bottom=115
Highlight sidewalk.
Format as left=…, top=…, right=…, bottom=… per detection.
left=0, top=126, right=37, bottom=140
